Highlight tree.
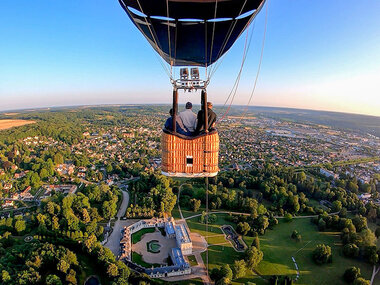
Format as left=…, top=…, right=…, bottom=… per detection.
left=190, top=198, right=201, bottom=212
left=102, top=201, right=117, bottom=220
left=84, top=234, right=97, bottom=253
left=52, top=216, right=60, bottom=231
left=375, top=227, right=380, bottom=238
left=291, top=230, right=302, bottom=242
left=364, top=246, right=378, bottom=265
left=245, top=246, right=264, bottom=269
left=57, top=260, right=70, bottom=273
left=107, top=263, right=119, bottom=277
left=66, top=269, right=77, bottom=285
left=82, top=208, right=91, bottom=224
left=284, top=213, right=293, bottom=223
left=312, top=244, right=332, bottom=265
left=1, top=270, right=11, bottom=283
left=352, top=215, right=367, bottom=232
left=251, top=233, right=260, bottom=250
left=232, top=260, right=246, bottom=279
left=46, top=275, right=63, bottom=285
left=210, top=268, right=222, bottom=281
left=220, top=264, right=233, bottom=280
left=54, top=153, right=64, bottom=165
left=359, top=229, right=377, bottom=247
left=237, top=222, right=251, bottom=236
left=14, top=220, right=26, bottom=233
left=332, top=200, right=342, bottom=212
left=353, top=277, right=370, bottom=285
left=343, top=243, right=360, bottom=258
left=343, top=267, right=361, bottom=283
left=318, top=219, right=326, bottom=231
left=216, top=277, right=231, bottom=285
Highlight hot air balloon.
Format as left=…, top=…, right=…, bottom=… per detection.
left=119, top=0, right=266, bottom=177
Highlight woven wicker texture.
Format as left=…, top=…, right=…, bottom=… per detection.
left=161, top=132, right=219, bottom=175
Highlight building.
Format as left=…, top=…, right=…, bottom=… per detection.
left=43, top=184, right=78, bottom=195
left=320, top=168, right=339, bottom=179
left=19, top=186, right=33, bottom=201
left=2, top=200, right=14, bottom=208
left=120, top=217, right=192, bottom=278
left=175, top=224, right=192, bottom=255
left=165, top=220, right=176, bottom=238
left=3, top=183, right=13, bottom=191
left=358, top=193, right=371, bottom=200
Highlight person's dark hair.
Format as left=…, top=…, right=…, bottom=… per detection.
left=169, top=108, right=174, bottom=116
left=186, top=102, right=192, bottom=109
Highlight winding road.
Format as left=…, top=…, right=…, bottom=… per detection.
left=104, top=189, right=131, bottom=256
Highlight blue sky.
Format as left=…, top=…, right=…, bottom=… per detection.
left=0, top=0, right=379, bottom=116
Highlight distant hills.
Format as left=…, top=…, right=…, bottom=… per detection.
left=228, top=106, right=380, bottom=137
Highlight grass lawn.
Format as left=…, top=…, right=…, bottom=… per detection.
left=201, top=244, right=263, bottom=285
left=187, top=255, right=198, bottom=266
left=132, top=252, right=162, bottom=268
left=256, top=218, right=373, bottom=285
left=307, top=198, right=329, bottom=211
left=188, top=214, right=263, bottom=285
left=131, top=227, right=155, bottom=244
left=186, top=213, right=237, bottom=237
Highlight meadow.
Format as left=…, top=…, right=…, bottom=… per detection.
left=0, top=119, right=35, bottom=130
left=186, top=213, right=376, bottom=284
left=255, top=218, right=374, bottom=285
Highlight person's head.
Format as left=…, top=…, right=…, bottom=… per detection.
left=169, top=108, right=174, bottom=116
left=185, top=102, right=192, bottom=109
left=207, top=102, right=213, bottom=109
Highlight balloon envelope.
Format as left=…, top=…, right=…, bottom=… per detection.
left=119, top=0, right=266, bottom=66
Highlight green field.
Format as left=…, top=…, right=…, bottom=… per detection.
left=186, top=213, right=376, bottom=285
left=131, top=227, right=155, bottom=244
left=187, top=255, right=198, bottom=267
left=187, top=214, right=264, bottom=284
left=132, top=252, right=162, bottom=268
left=255, top=218, right=374, bottom=285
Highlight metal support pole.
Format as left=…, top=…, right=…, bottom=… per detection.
left=205, top=176, right=209, bottom=276
left=201, top=89, right=208, bottom=132
left=172, top=88, right=178, bottom=133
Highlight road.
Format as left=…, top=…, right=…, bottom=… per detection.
left=370, top=265, right=380, bottom=285
left=104, top=189, right=131, bottom=256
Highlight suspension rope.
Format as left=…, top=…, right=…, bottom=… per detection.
left=207, top=0, right=248, bottom=81
left=205, top=176, right=209, bottom=278
left=216, top=26, right=251, bottom=123
left=239, top=0, right=269, bottom=123
left=208, top=0, right=267, bottom=82
left=129, top=0, right=173, bottom=78
left=208, top=10, right=256, bottom=82
left=207, top=0, right=219, bottom=76
left=166, top=0, right=173, bottom=74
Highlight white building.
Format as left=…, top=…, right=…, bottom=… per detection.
left=175, top=224, right=192, bottom=255
left=320, top=168, right=339, bottom=179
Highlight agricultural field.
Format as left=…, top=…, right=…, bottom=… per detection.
left=256, top=218, right=374, bottom=285
left=0, top=119, right=35, bottom=130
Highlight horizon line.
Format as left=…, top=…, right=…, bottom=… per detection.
left=1, top=103, right=379, bottom=119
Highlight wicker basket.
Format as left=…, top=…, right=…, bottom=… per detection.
left=161, top=131, right=219, bottom=177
